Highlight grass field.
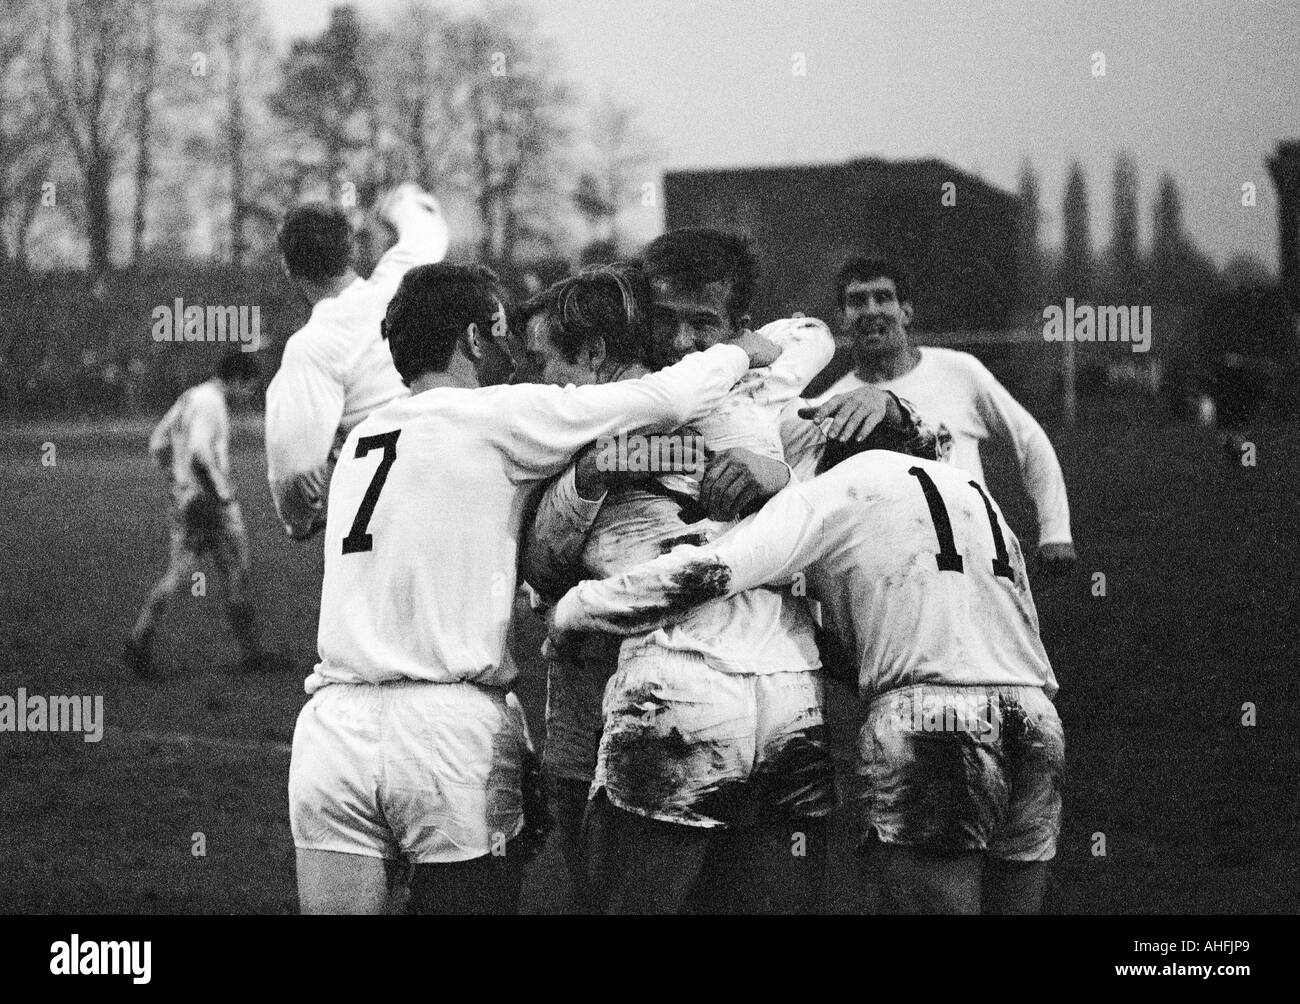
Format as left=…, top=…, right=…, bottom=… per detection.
left=1, top=408, right=1297, bottom=914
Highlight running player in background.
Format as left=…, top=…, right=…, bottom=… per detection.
left=265, top=183, right=449, bottom=541
left=550, top=435, right=1063, bottom=915
left=288, top=262, right=780, bottom=914
left=812, top=255, right=1076, bottom=572
left=126, top=353, right=272, bottom=677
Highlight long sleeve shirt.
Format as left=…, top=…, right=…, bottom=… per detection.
left=812, top=347, right=1072, bottom=545
left=306, top=343, right=751, bottom=693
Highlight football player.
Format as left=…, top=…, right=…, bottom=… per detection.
left=287, top=262, right=781, bottom=914
left=265, top=183, right=449, bottom=541
left=127, top=352, right=269, bottom=676
left=812, top=255, right=1076, bottom=574
left=550, top=430, right=1064, bottom=915
left=520, top=234, right=940, bottom=914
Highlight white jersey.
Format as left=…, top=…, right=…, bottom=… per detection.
left=559, top=316, right=832, bottom=676
left=305, top=343, right=751, bottom=694
left=812, top=347, right=1072, bottom=545
left=149, top=380, right=232, bottom=506
left=265, top=212, right=449, bottom=538
left=554, top=450, right=1057, bottom=702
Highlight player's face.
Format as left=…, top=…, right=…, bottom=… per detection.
left=649, top=278, right=738, bottom=366
left=523, top=313, right=600, bottom=386
left=841, top=277, right=912, bottom=358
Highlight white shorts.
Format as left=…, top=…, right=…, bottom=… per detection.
left=289, top=680, right=525, bottom=864
left=594, top=648, right=837, bottom=828
left=857, top=684, right=1064, bottom=861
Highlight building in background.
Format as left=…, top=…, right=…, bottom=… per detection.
left=664, top=157, right=1023, bottom=334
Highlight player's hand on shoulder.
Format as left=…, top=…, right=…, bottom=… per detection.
left=1035, top=541, right=1077, bottom=576
left=700, top=446, right=790, bottom=522
left=797, top=385, right=896, bottom=443
left=727, top=329, right=782, bottom=369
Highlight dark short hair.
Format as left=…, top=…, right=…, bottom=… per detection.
left=835, top=255, right=913, bottom=308
left=216, top=351, right=260, bottom=384
left=521, top=263, right=652, bottom=367
left=642, top=227, right=756, bottom=323
left=382, top=263, right=504, bottom=384
left=277, top=203, right=353, bottom=282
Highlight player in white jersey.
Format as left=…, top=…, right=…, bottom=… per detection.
left=811, top=255, right=1077, bottom=570
left=265, top=183, right=449, bottom=541
left=549, top=429, right=1064, bottom=915
left=287, top=261, right=781, bottom=914
left=127, top=353, right=270, bottom=677
left=521, top=231, right=941, bottom=914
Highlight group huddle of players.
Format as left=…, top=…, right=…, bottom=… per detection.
left=131, top=183, right=1076, bottom=915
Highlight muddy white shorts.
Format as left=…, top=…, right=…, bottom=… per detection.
left=857, top=684, right=1064, bottom=861
left=289, top=680, right=526, bottom=864
left=594, top=647, right=837, bottom=828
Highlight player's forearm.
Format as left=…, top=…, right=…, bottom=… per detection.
left=1019, top=428, right=1073, bottom=544
left=552, top=545, right=732, bottom=639
left=635, top=343, right=750, bottom=427
left=522, top=467, right=604, bottom=603
left=552, top=489, right=825, bottom=640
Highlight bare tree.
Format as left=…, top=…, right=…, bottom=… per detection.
left=382, top=1, right=459, bottom=193
left=0, top=1, right=54, bottom=267
left=442, top=2, right=574, bottom=267
left=131, top=0, right=159, bottom=263
left=269, top=5, right=383, bottom=205
left=41, top=0, right=151, bottom=274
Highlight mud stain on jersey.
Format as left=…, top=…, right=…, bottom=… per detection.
left=658, top=533, right=709, bottom=553
left=661, top=559, right=732, bottom=608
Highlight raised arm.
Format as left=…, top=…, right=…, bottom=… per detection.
left=366, top=184, right=450, bottom=295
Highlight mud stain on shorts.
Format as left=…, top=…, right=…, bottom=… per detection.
left=749, top=724, right=838, bottom=822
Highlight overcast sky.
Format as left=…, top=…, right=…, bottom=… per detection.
left=271, top=0, right=1300, bottom=269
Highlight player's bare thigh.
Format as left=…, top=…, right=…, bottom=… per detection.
left=295, top=848, right=408, bottom=915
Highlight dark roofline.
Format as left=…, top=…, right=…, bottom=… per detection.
left=664, top=155, right=1017, bottom=201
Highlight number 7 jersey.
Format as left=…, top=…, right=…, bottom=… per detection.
left=305, top=343, right=752, bottom=695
